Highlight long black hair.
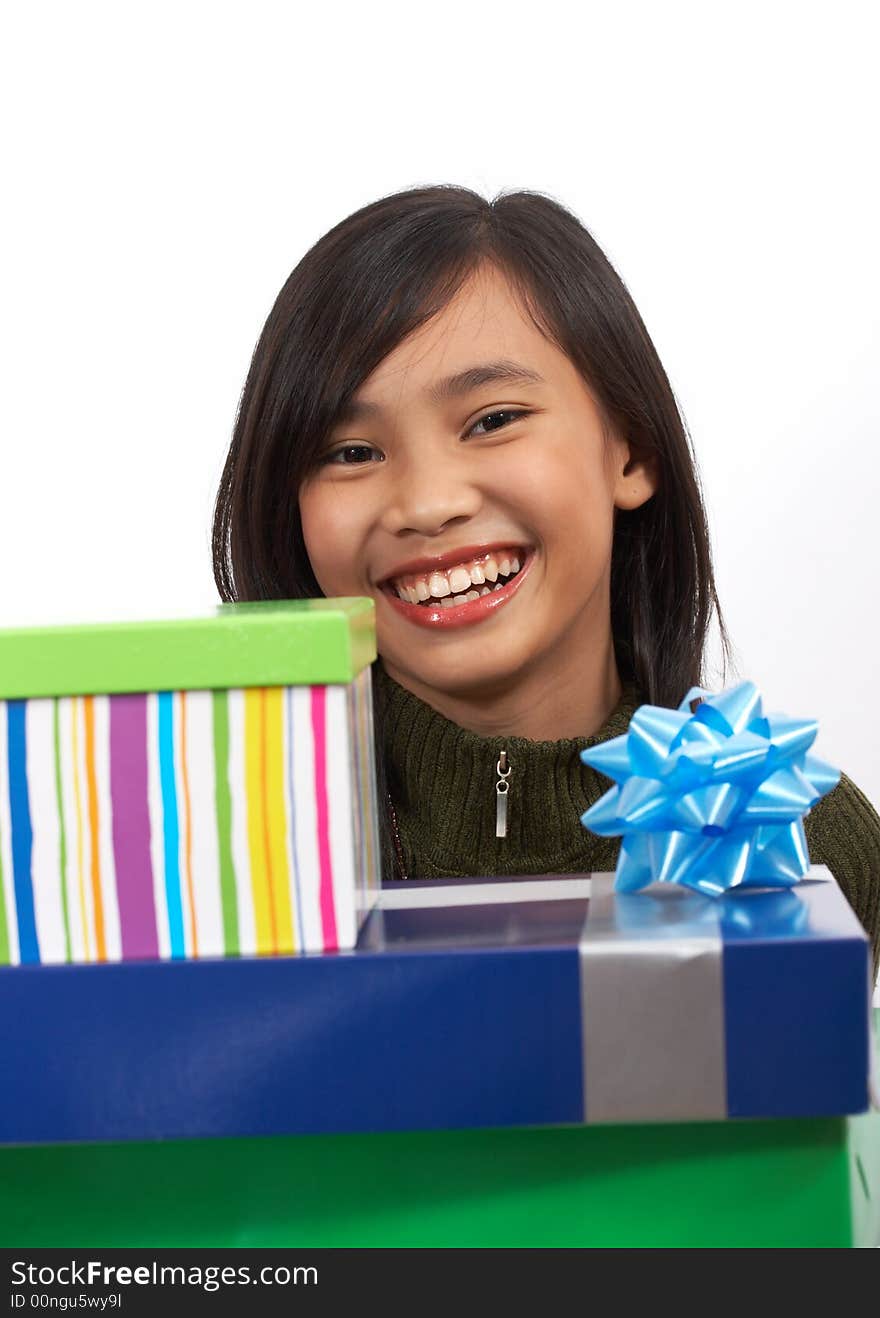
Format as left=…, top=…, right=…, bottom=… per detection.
left=212, top=184, right=735, bottom=865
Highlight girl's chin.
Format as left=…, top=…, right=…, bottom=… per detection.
left=379, top=654, right=531, bottom=703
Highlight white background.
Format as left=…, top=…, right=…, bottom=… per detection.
left=1, top=0, right=878, bottom=818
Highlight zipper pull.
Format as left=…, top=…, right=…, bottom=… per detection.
left=495, top=749, right=511, bottom=838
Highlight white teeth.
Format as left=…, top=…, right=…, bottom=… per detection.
left=390, top=549, right=526, bottom=600
left=428, top=572, right=451, bottom=598
left=393, top=566, right=517, bottom=612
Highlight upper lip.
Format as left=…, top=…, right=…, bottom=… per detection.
left=377, top=542, right=531, bottom=586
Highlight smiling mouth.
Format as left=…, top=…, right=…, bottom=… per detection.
left=381, top=547, right=529, bottom=608
left=378, top=547, right=535, bottom=628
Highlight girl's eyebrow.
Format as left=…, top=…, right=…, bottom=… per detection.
left=336, top=359, right=546, bottom=424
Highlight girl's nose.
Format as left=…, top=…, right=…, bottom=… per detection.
left=380, top=452, right=483, bottom=537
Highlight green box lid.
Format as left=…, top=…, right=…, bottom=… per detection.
left=0, top=599, right=377, bottom=700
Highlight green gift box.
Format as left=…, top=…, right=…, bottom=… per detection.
left=0, top=599, right=380, bottom=964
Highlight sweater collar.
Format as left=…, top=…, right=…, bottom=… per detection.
left=373, top=660, right=645, bottom=875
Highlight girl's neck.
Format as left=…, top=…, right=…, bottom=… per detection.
left=379, top=630, right=623, bottom=742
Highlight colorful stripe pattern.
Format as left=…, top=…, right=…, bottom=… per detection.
left=0, top=670, right=380, bottom=965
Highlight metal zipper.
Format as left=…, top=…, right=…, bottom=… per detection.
left=495, top=749, right=511, bottom=838
left=388, top=749, right=510, bottom=878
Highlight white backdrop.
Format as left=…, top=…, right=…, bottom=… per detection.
left=2, top=0, right=878, bottom=821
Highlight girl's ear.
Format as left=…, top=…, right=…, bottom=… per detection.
left=613, top=441, right=661, bottom=512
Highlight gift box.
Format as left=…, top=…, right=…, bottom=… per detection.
left=0, top=599, right=380, bottom=964
left=4, top=1097, right=879, bottom=1247
left=0, top=866, right=872, bottom=1144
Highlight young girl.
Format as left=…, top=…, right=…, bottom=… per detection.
left=212, top=184, right=880, bottom=980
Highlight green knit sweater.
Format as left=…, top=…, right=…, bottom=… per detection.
left=373, top=661, right=880, bottom=982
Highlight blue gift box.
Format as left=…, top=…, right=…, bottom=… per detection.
left=0, top=867, right=872, bottom=1144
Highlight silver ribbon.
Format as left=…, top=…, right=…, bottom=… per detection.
left=579, top=873, right=728, bottom=1122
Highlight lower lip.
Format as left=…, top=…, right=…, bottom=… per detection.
left=380, top=551, right=536, bottom=630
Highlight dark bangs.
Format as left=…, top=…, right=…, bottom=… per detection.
left=212, top=183, right=733, bottom=708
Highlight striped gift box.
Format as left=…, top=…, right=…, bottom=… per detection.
left=0, top=599, right=380, bottom=964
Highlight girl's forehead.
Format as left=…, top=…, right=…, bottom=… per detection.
left=355, top=268, right=566, bottom=407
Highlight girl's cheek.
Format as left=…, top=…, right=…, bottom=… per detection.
left=499, top=436, right=583, bottom=494
left=298, top=489, right=337, bottom=590
left=299, top=487, right=368, bottom=594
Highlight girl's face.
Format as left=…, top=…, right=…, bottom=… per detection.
left=299, top=264, right=657, bottom=728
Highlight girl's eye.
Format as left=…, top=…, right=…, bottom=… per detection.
left=322, top=444, right=382, bottom=467
left=321, top=409, right=530, bottom=466
left=467, top=408, right=530, bottom=437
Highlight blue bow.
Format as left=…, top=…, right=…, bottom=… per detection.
left=580, top=680, right=840, bottom=897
